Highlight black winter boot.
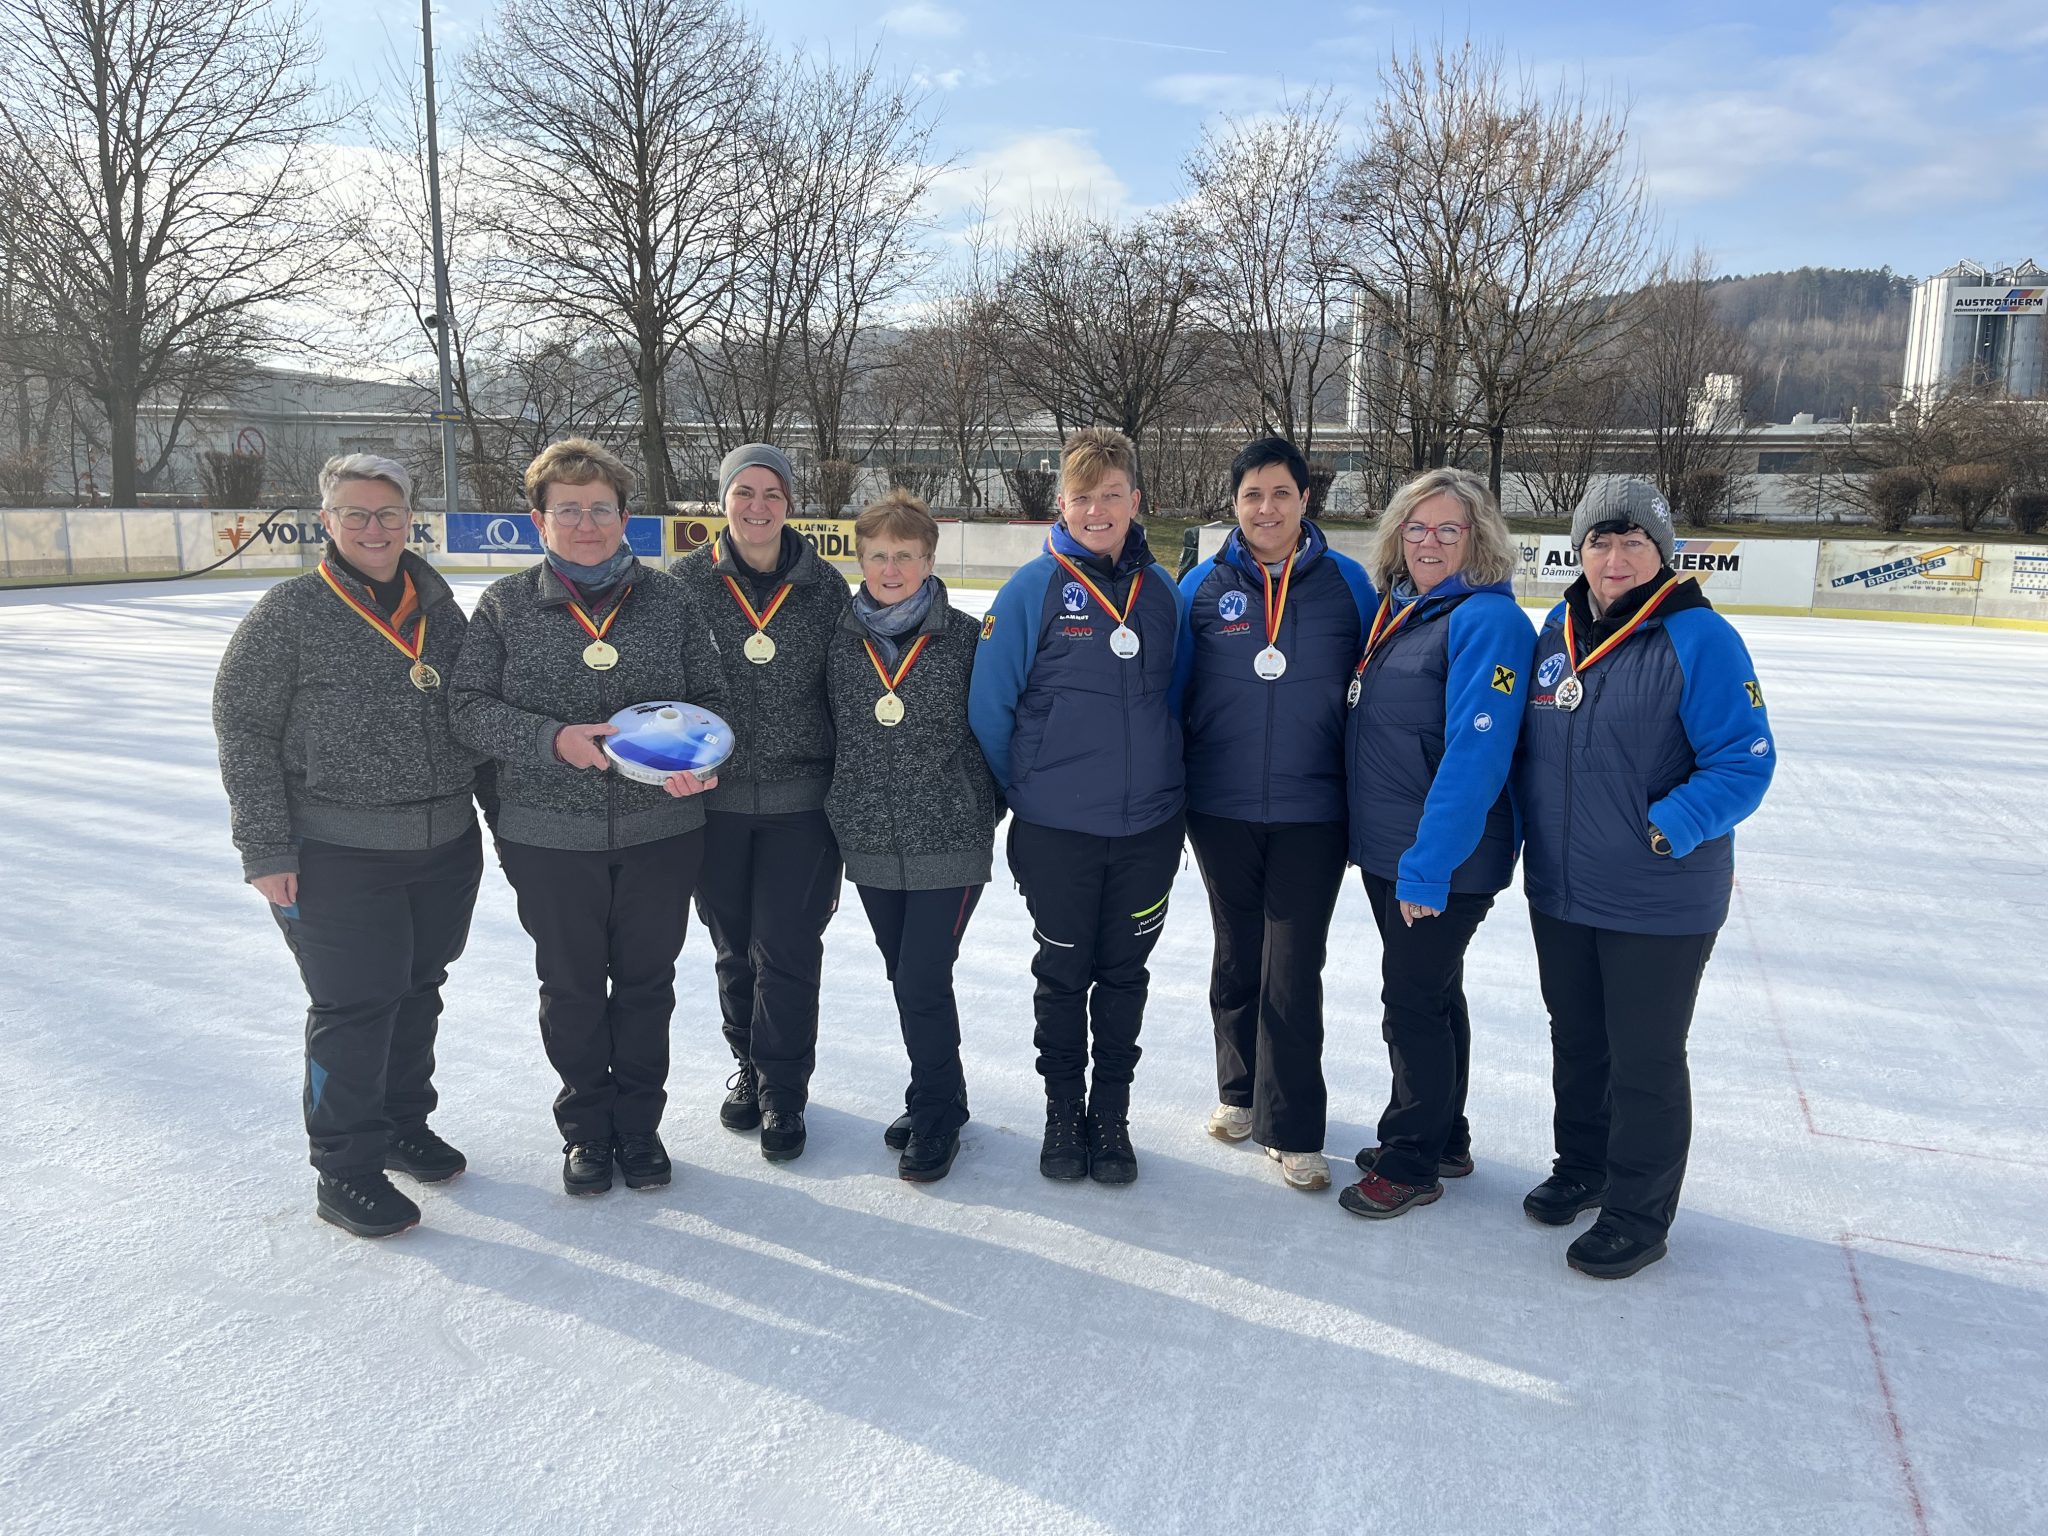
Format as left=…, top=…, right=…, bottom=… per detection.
left=1567, top=1219, right=1668, bottom=1279
left=385, top=1123, right=466, bottom=1183
left=1523, top=1173, right=1608, bottom=1226
left=721, top=1063, right=762, bottom=1131
left=898, top=1126, right=960, bottom=1183
left=563, top=1141, right=614, bottom=1196
left=1039, top=1097, right=1089, bottom=1181
left=760, top=1109, right=807, bottom=1162
left=317, top=1170, right=421, bottom=1237
left=615, top=1131, right=672, bottom=1190
left=1086, top=1109, right=1138, bottom=1186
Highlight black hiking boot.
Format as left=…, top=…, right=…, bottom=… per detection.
left=562, top=1141, right=614, bottom=1196
left=887, top=1089, right=966, bottom=1151
left=1523, top=1173, right=1608, bottom=1226
left=317, top=1169, right=420, bottom=1238
left=1354, top=1145, right=1474, bottom=1180
left=898, top=1126, right=961, bottom=1183
left=615, top=1131, right=672, bottom=1190
left=720, top=1064, right=762, bottom=1131
left=1567, top=1219, right=1668, bottom=1279
left=1086, top=1108, right=1138, bottom=1186
left=385, top=1123, right=466, bottom=1183
left=760, top=1109, right=807, bottom=1162
left=1039, top=1096, right=1089, bottom=1181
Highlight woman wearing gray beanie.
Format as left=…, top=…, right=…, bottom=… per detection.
left=670, top=442, right=851, bottom=1162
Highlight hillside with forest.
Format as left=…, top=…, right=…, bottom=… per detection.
left=1708, top=267, right=1915, bottom=424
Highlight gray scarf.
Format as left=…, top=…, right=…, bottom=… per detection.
left=852, top=576, right=938, bottom=665
left=545, top=544, right=638, bottom=596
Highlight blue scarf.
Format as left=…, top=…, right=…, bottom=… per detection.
left=545, top=544, right=637, bottom=595
left=853, top=575, right=939, bottom=665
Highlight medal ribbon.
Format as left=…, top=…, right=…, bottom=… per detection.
left=1351, top=594, right=1421, bottom=682
left=864, top=634, right=931, bottom=697
left=561, top=579, right=632, bottom=646
left=722, top=573, right=793, bottom=637
left=1047, top=545, right=1143, bottom=628
left=1259, top=553, right=1295, bottom=648
left=1562, top=574, right=1684, bottom=676
left=318, top=562, right=426, bottom=663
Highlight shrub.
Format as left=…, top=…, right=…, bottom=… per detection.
left=1006, top=465, right=1057, bottom=520
left=2010, top=488, right=2048, bottom=537
left=1671, top=468, right=1732, bottom=526
left=1934, top=462, right=2008, bottom=532
left=0, top=450, right=49, bottom=505
left=808, top=458, right=857, bottom=515
left=1867, top=466, right=1922, bottom=533
left=199, top=449, right=266, bottom=508
left=1305, top=461, right=1336, bottom=520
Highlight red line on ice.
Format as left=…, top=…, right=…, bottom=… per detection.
left=1842, top=1232, right=2048, bottom=1269
left=1840, top=1241, right=1933, bottom=1536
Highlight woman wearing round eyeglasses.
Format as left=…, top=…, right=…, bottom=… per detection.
left=214, top=454, right=491, bottom=1238
left=449, top=437, right=724, bottom=1198
left=1515, top=479, right=1774, bottom=1279
left=822, top=490, right=998, bottom=1182
left=1338, top=468, right=1534, bottom=1224
left=669, top=443, right=850, bottom=1164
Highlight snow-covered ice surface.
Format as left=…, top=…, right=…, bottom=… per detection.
left=2, top=576, right=2044, bottom=1536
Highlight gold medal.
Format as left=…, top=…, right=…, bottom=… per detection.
left=317, top=562, right=434, bottom=692
left=724, top=571, right=793, bottom=667
left=874, top=692, right=906, bottom=727
left=863, top=634, right=930, bottom=724
left=583, top=639, right=619, bottom=671
left=562, top=581, right=632, bottom=667
left=409, top=661, right=440, bottom=691
left=744, top=631, right=777, bottom=665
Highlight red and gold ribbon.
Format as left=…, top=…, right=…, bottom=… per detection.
left=721, top=573, right=793, bottom=636
left=1561, top=574, right=1684, bottom=676
left=318, top=562, right=426, bottom=664
left=864, top=633, right=931, bottom=696
left=560, top=578, right=632, bottom=647
left=1259, top=554, right=1295, bottom=648
left=1048, top=544, right=1144, bottom=629
left=1351, top=593, right=1421, bottom=683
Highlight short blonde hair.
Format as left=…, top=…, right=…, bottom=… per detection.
left=525, top=436, right=633, bottom=511
left=855, top=488, right=940, bottom=559
left=1061, top=427, right=1138, bottom=496
left=320, top=453, right=411, bottom=510
left=1366, top=468, right=1515, bottom=593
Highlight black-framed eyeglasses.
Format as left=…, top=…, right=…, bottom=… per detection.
left=329, top=506, right=410, bottom=531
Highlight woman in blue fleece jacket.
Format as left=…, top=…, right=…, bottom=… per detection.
left=1514, top=478, right=1775, bottom=1281
left=1338, top=468, right=1535, bottom=1224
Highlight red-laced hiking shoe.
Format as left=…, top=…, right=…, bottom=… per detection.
left=1338, top=1168, right=1444, bottom=1220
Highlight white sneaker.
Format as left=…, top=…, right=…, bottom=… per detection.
left=1267, top=1146, right=1331, bottom=1190
left=1206, top=1103, right=1253, bottom=1141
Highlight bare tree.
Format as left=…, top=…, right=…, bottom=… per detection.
left=466, top=0, right=759, bottom=507
left=1626, top=250, right=1756, bottom=526
left=1184, top=93, right=1352, bottom=454
left=996, top=207, right=1210, bottom=488
left=1509, top=365, right=1625, bottom=518
left=0, top=0, right=343, bottom=505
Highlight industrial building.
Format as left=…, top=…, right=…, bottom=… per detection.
left=1902, top=259, right=2048, bottom=400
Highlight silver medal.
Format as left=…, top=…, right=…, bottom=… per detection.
left=1253, top=645, right=1287, bottom=681
left=1109, top=625, right=1140, bottom=659
left=1346, top=676, right=1362, bottom=708
left=1554, top=674, right=1584, bottom=712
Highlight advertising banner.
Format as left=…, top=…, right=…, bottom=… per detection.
left=212, top=511, right=442, bottom=565
left=669, top=514, right=860, bottom=566
left=1949, top=286, right=2047, bottom=315
left=444, top=512, right=661, bottom=558
left=1815, top=540, right=1986, bottom=615
left=1972, top=545, right=2048, bottom=623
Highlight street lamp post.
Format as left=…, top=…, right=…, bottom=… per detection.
left=421, top=0, right=462, bottom=523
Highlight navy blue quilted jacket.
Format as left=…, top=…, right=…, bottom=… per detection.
left=1516, top=575, right=1776, bottom=935
left=1176, top=521, right=1376, bottom=824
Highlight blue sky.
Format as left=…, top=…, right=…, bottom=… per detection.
left=325, top=1, right=2048, bottom=280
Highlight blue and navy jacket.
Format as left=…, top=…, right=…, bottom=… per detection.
left=969, top=521, right=1190, bottom=837
left=1516, top=574, right=1776, bottom=936
left=1346, top=575, right=1536, bottom=907
left=1176, top=521, right=1376, bottom=824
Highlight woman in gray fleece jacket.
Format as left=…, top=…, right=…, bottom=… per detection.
left=668, top=443, right=851, bottom=1163
left=825, top=491, right=999, bottom=1182
left=449, top=438, right=723, bottom=1199
left=213, top=454, right=490, bottom=1240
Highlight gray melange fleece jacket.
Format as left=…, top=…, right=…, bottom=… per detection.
left=447, top=559, right=728, bottom=851
left=824, top=586, right=999, bottom=889
left=669, top=529, right=851, bottom=815
left=213, top=552, right=489, bottom=880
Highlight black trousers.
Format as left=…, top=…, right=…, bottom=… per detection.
left=1361, top=870, right=1496, bottom=1185
left=1530, top=908, right=1718, bottom=1245
left=1006, top=814, right=1185, bottom=1115
left=696, top=807, right=841, bottom=1113
left=856, top=884, right=983, bottom=1137
left=271, top=829, right=483, bottom=1177
left=1185, top=813, right=1347, bottom=1152
left=498, top=830, right=705, bottom=1145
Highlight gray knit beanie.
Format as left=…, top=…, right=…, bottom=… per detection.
left=1570, top=478, right=1675, bottom=567
left=718, top=443, right=796, bottom=507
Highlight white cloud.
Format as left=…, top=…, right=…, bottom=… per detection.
left=925, top=129, right=1133, bottom=236
left=1148, top=73, right=1292, bottom=113
left=880, top=3, right=964, bottom=39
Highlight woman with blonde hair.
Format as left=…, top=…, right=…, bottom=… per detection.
left=824, top=489, right=998, bottom=1181
left=1338, top=467, right=1535, bottom=1221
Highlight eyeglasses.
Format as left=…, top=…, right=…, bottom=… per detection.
left=861, top=550, right=929, bottom=568
left=1401, top=521, right=1469, bottom=544
left=541, top=503, right=623, bottom=527
left=329, top=506, right=410, bottom=531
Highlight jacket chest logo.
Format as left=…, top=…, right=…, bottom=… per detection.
left=1216, top=589, right=1247, bottom=622
left=1061, top=581, right=1089, bottom=614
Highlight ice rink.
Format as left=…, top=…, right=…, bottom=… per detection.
left=1, top=574, right=2043, bottom=1536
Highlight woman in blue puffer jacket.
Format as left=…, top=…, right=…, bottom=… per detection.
left=1515, top=478, right=1775, bottom=1280
left=1337, top=468, right=1534, bottom=1224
